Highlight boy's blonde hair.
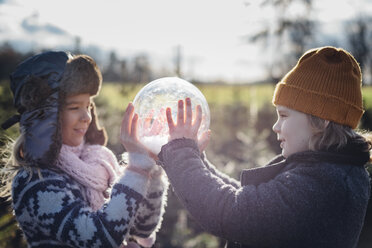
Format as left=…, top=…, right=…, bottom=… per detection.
left=307, top=114, right=371, bottom=157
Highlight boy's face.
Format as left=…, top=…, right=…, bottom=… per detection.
left=61, top=93, right=92, bottom=146
left=272, top=105, right=314, bottom=158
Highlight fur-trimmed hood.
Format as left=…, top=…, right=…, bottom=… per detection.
left=2, top=51, right=106, bottom=168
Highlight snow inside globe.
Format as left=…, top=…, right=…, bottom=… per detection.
left=133, top=77, right=210, bottom=154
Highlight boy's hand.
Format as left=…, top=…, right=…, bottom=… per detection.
left=166, top=98, right=210, bottom=152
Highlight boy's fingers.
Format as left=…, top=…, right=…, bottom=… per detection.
left=177, top=100, right=184, bottom=126
left=166, top=107, right=175, bottom=132
left=185, top=98, right=192, bottom=126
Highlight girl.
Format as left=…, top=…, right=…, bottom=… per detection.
left=124, top=46, right=371, bottom=247
left=1, top=51, right=168, bottom=248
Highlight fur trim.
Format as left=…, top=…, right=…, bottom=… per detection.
left=60, top=55, right=102, bottom=96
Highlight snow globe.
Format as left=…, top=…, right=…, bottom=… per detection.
left=133, top=77, right=210, bottom=154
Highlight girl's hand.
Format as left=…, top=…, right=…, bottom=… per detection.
left=166, top=98, right=211, bottom=152
left=120, top=103, right=157, bottom=160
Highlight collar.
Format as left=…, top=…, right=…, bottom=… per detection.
left=240, top=144, right=370, bottom=186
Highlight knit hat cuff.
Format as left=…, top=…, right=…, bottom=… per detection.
left=272, top=82, right=364, bottom=129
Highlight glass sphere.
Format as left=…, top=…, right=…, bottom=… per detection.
left=133, top=77, right=210, bottom=154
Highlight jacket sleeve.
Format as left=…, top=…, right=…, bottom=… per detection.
left=158, top=138, right=349, bottom=246
left=129, top=166, right=169, bottom=246
left=200, top=152, right=240, bottom=188
left=12, top=168, right=150, bottom=248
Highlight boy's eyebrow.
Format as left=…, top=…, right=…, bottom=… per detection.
left=277, top=109, right=288, bottom=114
left=65, top=100, right=91, bottom=105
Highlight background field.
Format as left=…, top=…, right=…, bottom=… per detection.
left=1, top=81, right=372, bottom=248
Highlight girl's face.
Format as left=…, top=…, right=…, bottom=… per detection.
left=61, top=93, right=92, bottom=146
left=272, top=105, right=314, bottom=158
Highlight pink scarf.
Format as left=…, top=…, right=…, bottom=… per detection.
left=56, top=142, right=153, bottom=247
left=56, top=142, right=122, bottom=211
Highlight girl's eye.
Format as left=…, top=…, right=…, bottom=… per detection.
left=68, top=106, right=79, bottom=110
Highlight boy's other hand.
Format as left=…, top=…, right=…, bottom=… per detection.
left=166, top=98, right=210, bottom=152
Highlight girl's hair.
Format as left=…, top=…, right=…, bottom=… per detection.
left=307, top=114, right=372, bottom=157
left=0, top=133, right=34, bottom=199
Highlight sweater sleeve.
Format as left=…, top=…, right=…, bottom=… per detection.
left=200, top=152, right=240, bottom=188
left=158, top=138, right=363, bottom=247
left=12, top=168, right=150, bottom=248
left=129, top=166, right=169, bottom=247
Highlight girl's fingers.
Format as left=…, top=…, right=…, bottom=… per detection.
left=122, top=103, right=134, bottom=135
left=131, top=113, right=139, bottom=139
left=192, top=105, right=203, bottom=134
left=177, top=100, right=184, bottom=126
left=144, top=110, right=154, bottom=130
left=185, top=98, right=192, bottom=126
left=151, top=119, right=163, bottom=135
left=166, top=107, right=175, bottom=132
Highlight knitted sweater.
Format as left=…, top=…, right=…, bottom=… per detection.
left=158, top=138, right=371, bottom=248
left=12, top=159, right=168, bottom=247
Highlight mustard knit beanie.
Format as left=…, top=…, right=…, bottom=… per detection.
left=272, top=46, right=363, bottom=129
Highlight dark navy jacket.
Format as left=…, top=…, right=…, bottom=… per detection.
left=159, top=138, right=371, bottom=248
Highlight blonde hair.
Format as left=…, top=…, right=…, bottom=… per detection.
left=0, top=133, right=36, bottom=199
left=307, top=114, right=372, bottom=156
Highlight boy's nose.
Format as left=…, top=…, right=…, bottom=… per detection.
left=272, top=120, right=280, bottom=133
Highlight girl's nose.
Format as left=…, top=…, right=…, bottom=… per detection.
left=81, top=109, right=92, bottom=123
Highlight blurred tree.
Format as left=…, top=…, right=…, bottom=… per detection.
left=132, top=54, right=152, bottom=83
left=103, top=50, right=122, bottom=82
left=73, top=36, right=82, bottom=54
left=173, top=45, right=183, bottom=77
left=247, top=0, right=315, bottom=82
left=0, top=43, right=33, bottom=81
left=120, top=60, right=130, bottom=82
left=346, top=17, right=372, bottom=85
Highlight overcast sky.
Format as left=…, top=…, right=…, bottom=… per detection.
left=0, top=0, right=371, bottom=83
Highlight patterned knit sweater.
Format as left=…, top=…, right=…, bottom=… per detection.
left=12, top=161, right=168, bottom=247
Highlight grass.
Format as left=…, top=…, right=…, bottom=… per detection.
left=362, top=86, right=372, bottom=109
